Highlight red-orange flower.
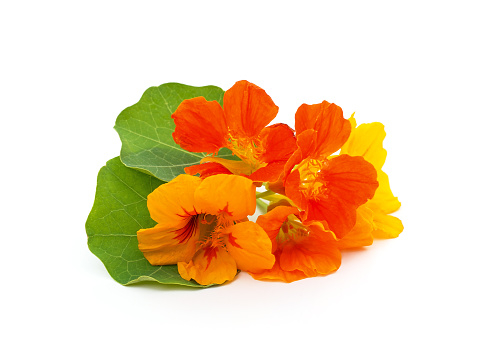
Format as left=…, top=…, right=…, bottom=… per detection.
left=172, top=80, right=297, bottom=183
left=249, top=204, right=341, bottom=282
left=282, top=101, right=379, bottom=239
left=137, top=173, right=275, bottom=285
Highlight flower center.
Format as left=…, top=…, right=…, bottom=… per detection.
left=276, top=214, right=309, bottom=246
left=228, top=136, right=266, bottom=172
left=297, top=157, right=328, bottom=200
left=197, top=211, right=235, bottom=250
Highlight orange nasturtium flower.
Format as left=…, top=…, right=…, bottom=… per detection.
left=282, top=101, right=380, bottom=239
left=172, top=80, right=297, bottom=183
left=136, top=174, right=275, bottom=285
left=249, top=203, right=341, bottom=282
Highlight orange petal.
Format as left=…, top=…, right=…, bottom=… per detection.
left=249, top=251, right=308, bottom=283
left=146, top=174, right=201, bottom=227
left=336, top=204, right=374, bottom=249
left=295, top=129, right=318, bottom=159
left=194, top=174, right=255, bottom=219
left=256, top=205, right=298, bottom=242
left=283, top=168, right=308, bottom=210
left=295, top=101, right=351, bottom=157
left=258, top=123, right=297, bottom=163
left=267, top=172, right=287, bottom=195
left=178, top=245, right=237, bottom=285
left=223, top=80, right=278, bottom=138
left=225, top=222, right=275, bottom=273
left=172, top=97, right=228, bottom=153
left=184, top=162, right=232, bottom=178
left=249, top=161, right=285, bottom=183
left=283, top=129, right=317, bottom=180
left=278, top=222, right=341, bottom=277
left=137, top=222, right=198, bottom=265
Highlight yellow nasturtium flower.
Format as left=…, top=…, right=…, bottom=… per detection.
left=337, top=115, right=404, bottom=249
left=137, top=174, right=275, bottom=285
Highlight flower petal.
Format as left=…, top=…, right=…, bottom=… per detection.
left=172, top=96, right=228, bottom=153
left=137, top=223, right=198, bottom=265
left=225, top=222, right=275, bottom=273
left=146, top=174, right=201, bottom=227
left=267, top=172, right=287, bottom=195
left=249, top=251, right=308, bottom=283
left=200, top=156, right=254, bottom=175
left=367, top=202, right=404, bottom=239
left=336, top=204, right=374, bottom=249
left=194, top=174, right=255, bottom=219
left=184, top=162, right=233, bottom=179
left=340, top=121, right=387, bottom=170
left=283, top=168, right=308, bottom=210
left=223, top=80, right=278, bottom=138
left=295, top=101, right=351, bottom=157
left=370, top=170, right=401, bottom=214
left=249, top=161, right=286, bottom=183
left=256, top=205, right=298, bottom=250
left=178, top=246, right=237, bottom=285
left=258, top=123, right=297, bottom=163
left=372, top=214, right=404, bottom=239
left=279, top=224, right=341, bottom=277
left=283, top=129, right=317, bottom=181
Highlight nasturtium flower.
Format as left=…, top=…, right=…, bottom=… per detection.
left=249, top=203, right=341, bottom=283
left=282, top=101, right=379, bottom=239
left=339, top=116, right=404, bottom=239
left=172, top=80, right=297, bottom=183
left=137, top=173, right=275, bottom=285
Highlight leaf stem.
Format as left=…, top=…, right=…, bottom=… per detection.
left=256, top=199, right=268, bottom=214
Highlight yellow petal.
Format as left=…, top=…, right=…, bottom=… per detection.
left=225, top=221, right=275, bottom=273
left=146, top=174, right=202, bottom=227
left=194, top=174, right=256, bottom=219
left=369, top=170, right=401, bottom=214
left=137, top=223, right=197, bottom=265
left=371, top=209, right=404, bottom=239
left=178, top=246, right=237, bottom=285
left=340, top=121, right=387, bottom=170
left=348, top=113, right=357, bottom=129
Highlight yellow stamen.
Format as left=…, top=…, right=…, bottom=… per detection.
left=228, top=135, right=266, bottom=172
left=297, top=157, right=328, bottom=200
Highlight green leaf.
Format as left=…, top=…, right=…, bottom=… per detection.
left=86, top=157, right=206, bottom=287
left=114, top=82, right=236, bottom=182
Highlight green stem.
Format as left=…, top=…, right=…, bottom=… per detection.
left=256, top=190, right=275, bottom=199
left=256, top=199, right=268, bottom=214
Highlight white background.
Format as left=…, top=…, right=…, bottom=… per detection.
left=1, top=1, right=489, bottom=352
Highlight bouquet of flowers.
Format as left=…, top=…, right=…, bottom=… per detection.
left=86, top=80, right=403, bottom=287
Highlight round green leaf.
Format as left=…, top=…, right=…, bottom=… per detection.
left=86, top=157, right=206, bottom=287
